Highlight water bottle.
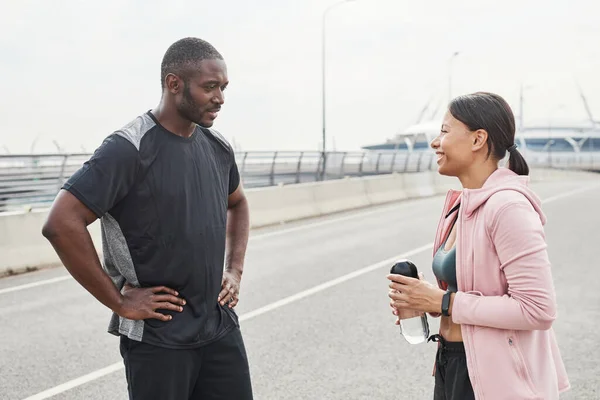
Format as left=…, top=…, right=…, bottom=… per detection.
left=390, top=260, right=430, bottom=344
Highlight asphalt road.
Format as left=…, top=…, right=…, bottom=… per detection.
left=1, top=177, right=599, bottom=400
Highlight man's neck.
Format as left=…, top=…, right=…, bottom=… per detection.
left=151, top=101, right=196, bottom=138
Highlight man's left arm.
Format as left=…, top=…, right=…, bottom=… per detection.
left=218, top=181, right=250, bottom=308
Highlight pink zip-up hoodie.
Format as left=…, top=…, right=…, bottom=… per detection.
left=433, top=167, right=570, bottom=399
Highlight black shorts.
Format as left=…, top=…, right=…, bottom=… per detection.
left=429, top=334, right=475, bottom=400
left=120, top=327, right=253, bottom=400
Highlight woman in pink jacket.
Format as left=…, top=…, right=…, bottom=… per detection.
left=388, top=92, right=570, bottom=400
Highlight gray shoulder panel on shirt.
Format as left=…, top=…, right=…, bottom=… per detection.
left=114, top=113, right=156, bottom=151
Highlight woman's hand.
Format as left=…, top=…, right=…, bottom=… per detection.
left=390, top=304, right=424, bottom=325
left=387, top=273, right=446, bottom=315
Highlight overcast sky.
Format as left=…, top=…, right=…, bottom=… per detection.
left=0, top=0, right=598, bottom=154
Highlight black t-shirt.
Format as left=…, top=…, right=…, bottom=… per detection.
left=63, top=111, right=241, bottom=349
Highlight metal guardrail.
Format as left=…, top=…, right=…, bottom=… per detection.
left=237, top=151, right=440, bottom=187
left=1, top=150, right=599, bottom=213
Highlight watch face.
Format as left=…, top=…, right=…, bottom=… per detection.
left=442, top=292, right=451, bottom=316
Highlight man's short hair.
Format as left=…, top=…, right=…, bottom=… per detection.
left=160, top=37, right=223, bottom=88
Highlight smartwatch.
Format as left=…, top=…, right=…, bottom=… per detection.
left=441, top=291, right=452, bottom=317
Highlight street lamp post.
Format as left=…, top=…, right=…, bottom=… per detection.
left=519, top=83, right=525, bottom=132
left=547, top=104, right=565, bottom=166
left=518, top=83, right=535, bottom=132
left=321, top=0, right=355, bottom=180
left=447, top=51, right=459, bottom=102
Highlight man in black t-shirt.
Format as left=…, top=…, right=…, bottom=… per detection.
left=42, top=38, right=253, bottom=400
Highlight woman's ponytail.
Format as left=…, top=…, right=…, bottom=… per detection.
left=507, top=144, right=529, bottom=176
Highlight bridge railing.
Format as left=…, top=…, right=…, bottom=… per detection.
left=1, top=150, right=598, bottom=213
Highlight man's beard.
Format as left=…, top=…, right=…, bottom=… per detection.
left=177, top=84, right=206, bottom=126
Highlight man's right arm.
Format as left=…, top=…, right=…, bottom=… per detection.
left=42, top=134, right=185, bottom=321
left=42, top=189, right=125, bottom=314
left=42, top=191, right=185, bottom=320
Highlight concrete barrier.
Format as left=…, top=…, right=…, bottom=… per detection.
left=364, top=173, right=407, bottom=204
left=0, top=212, right=102, bottom=275
left=244, top=171, right=453, bottom=228
left=0, top=168, right=598, bottom=275
left=313, top=177, right=370, bottom=214
left=527, top=167, right=600, bottom=181
left=245, top=182, right=320, bottom=228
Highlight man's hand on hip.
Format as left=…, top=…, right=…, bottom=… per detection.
left=219, top=270, right=241, bottom=308
left=117, top=284, right=186, bottom=321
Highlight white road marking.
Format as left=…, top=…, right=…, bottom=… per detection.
left=238, top=243, right=433, bottom=321
left=8, top=182, right=598, bottom=296
left=0, top=276, right=71, bottom=296
left=2, top=201, right=419, bottom=296
left=540, top=184, right=600, bottom=204
left=249, top=200, right=424, bottom=240
left=17, top=181, right=600, bottom=399
left=21, top=243, right=433, bottom=400
left=22, top=364, right=124, bottom=400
